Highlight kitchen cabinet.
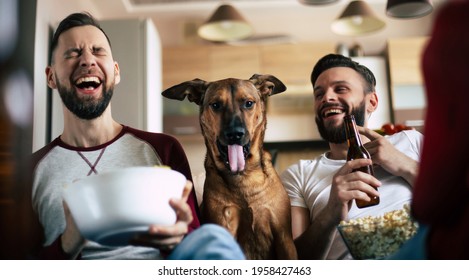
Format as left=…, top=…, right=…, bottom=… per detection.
left=387, top=37, right=429, bottom=130
left=49, top=18, right=163, bottom=139
left=162, top=42, right=335, bottom=143
left=260, top=42, right=334, bottom=88
left=162, top=42, right=334, bottom=106
left=162, top=45, right=209, bottom=130
left=261, top=42, right=335, bottom=142
left=388, top=37, right=428, bottom=85
left=162, top=45, right=210, bottom=90
left=210, top=45, right=261, bottom=81
left=162, top=44, right=260, bottom=90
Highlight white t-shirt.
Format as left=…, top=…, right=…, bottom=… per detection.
left=280, top=130, right=423, bottom=259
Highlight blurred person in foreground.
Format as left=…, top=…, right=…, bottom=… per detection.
left=280, top=54, right=423, bottom=259
left=409, top=0, right=469, bottom=259
left=31, top=12, right=244, bottom=260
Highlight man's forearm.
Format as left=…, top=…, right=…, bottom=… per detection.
left=294, top=215, right=339, bottom=259
left=398, top=157, right=419, bottom=187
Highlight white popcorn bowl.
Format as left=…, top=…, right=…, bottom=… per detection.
left=63, top=166, right=186, bottom=246
left=337, top=210, right=419, bottom=259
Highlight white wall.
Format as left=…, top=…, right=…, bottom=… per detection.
left=353, top=56, right=391, bottom=130
left=144, top=18, right=163, bottom=133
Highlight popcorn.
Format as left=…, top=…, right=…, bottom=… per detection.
left=337, top=205, right=419, bottom=259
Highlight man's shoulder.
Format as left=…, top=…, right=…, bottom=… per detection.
left=385, top=129, right=423, bottom=159
left=386, top=129, right=423, bottom=147
left=123, top=126, right=177, bottom=142
left=32, top=137, right=61, bottom=167
left=281, top=155, right=325, bottom=177
left=402, top=128, right=423, bottom=138
left=386, top=129, right=422, bottom=141
left=122, top=125, right=183, bottom=151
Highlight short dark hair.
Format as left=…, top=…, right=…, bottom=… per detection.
left=310, top=54, right=376, bottom=93
left=49, top=12, right=111, bottom=62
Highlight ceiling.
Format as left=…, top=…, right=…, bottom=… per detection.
left=85, top=0, right=446, bottom=55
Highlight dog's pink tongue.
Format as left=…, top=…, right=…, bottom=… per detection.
left=228, top=144, right=245, bottom=173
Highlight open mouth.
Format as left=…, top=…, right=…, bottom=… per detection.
left=75, top=76, right=102, bottom=91
left=322, top=108, right=345, bottom=119
left=217, top=140, right=250, bottom=174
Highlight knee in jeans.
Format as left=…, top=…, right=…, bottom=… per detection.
left=195, top=224, right=233, bottom=241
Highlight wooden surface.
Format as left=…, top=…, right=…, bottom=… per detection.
left=260, top=42, right=335, bottom=87
left=162, top=45, right=210, bottom=89
left=387, top=37, right=429, bottom=85
left=163, top=42, right=335, bottom=91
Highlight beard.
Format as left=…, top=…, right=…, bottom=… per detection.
left=315, top=100, right=367, bottom=144
left=56, top=78, right=113, bottom=120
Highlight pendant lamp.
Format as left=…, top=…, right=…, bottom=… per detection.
left=197, top=4, right=254, bottom=42
left=386, top=0, right=433, bottom=19
left=331, top=1, right=385, bottom=36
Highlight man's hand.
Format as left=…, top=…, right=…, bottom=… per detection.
left=328, top=158, right=381, bottom=220
left=358, top=126, right=419, bottom=185
left=61, top=202, right=86, bottom=259
left=130, top=180, right=194, bottom=252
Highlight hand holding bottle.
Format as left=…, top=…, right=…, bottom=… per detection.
left=344, top=115, right=380, bottom=208
left=357, top=126, right=419, bottom=186
left=330, top=158, right=382, bottom=219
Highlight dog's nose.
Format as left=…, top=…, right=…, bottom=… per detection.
left=225, top=127, right=245, bottom=143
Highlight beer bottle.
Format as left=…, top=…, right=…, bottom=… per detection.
left=344, top=114, right=380, bottom=208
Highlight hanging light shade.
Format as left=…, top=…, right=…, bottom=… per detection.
left=197, top=4, right=254, bottom=42
left=386, top=0, right=433, bottom=19
left=331, top=1, right=385, bottom=36
left=298, top=0, right=339, bottom=5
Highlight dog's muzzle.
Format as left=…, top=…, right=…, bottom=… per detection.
left=217, top=140, right=250, bottom=174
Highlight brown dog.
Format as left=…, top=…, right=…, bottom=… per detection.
left=162, top=74, right=297, bottom=260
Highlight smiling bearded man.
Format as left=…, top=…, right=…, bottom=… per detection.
left=316, top=100, right=366, bottom=145
left=280, top=54, right=423, bottom=260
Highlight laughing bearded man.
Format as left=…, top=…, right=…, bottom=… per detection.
left=31, top=12, right=244, bottom=260
left=280, top=54, right=423, bottom=260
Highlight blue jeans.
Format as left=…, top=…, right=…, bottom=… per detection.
left=168, top=224, right=245, bottom=260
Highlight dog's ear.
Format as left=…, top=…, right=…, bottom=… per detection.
left=162, top=78, right=209, bottom=105
left=249, top=74, right=287, bottom=97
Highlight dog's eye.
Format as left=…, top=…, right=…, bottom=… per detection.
left=210, top=102, right=221, bottom=111
left=244, top=100, right=255, bottom=109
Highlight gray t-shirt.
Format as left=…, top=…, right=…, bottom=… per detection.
left=32, top=126, right=196, bottom=259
